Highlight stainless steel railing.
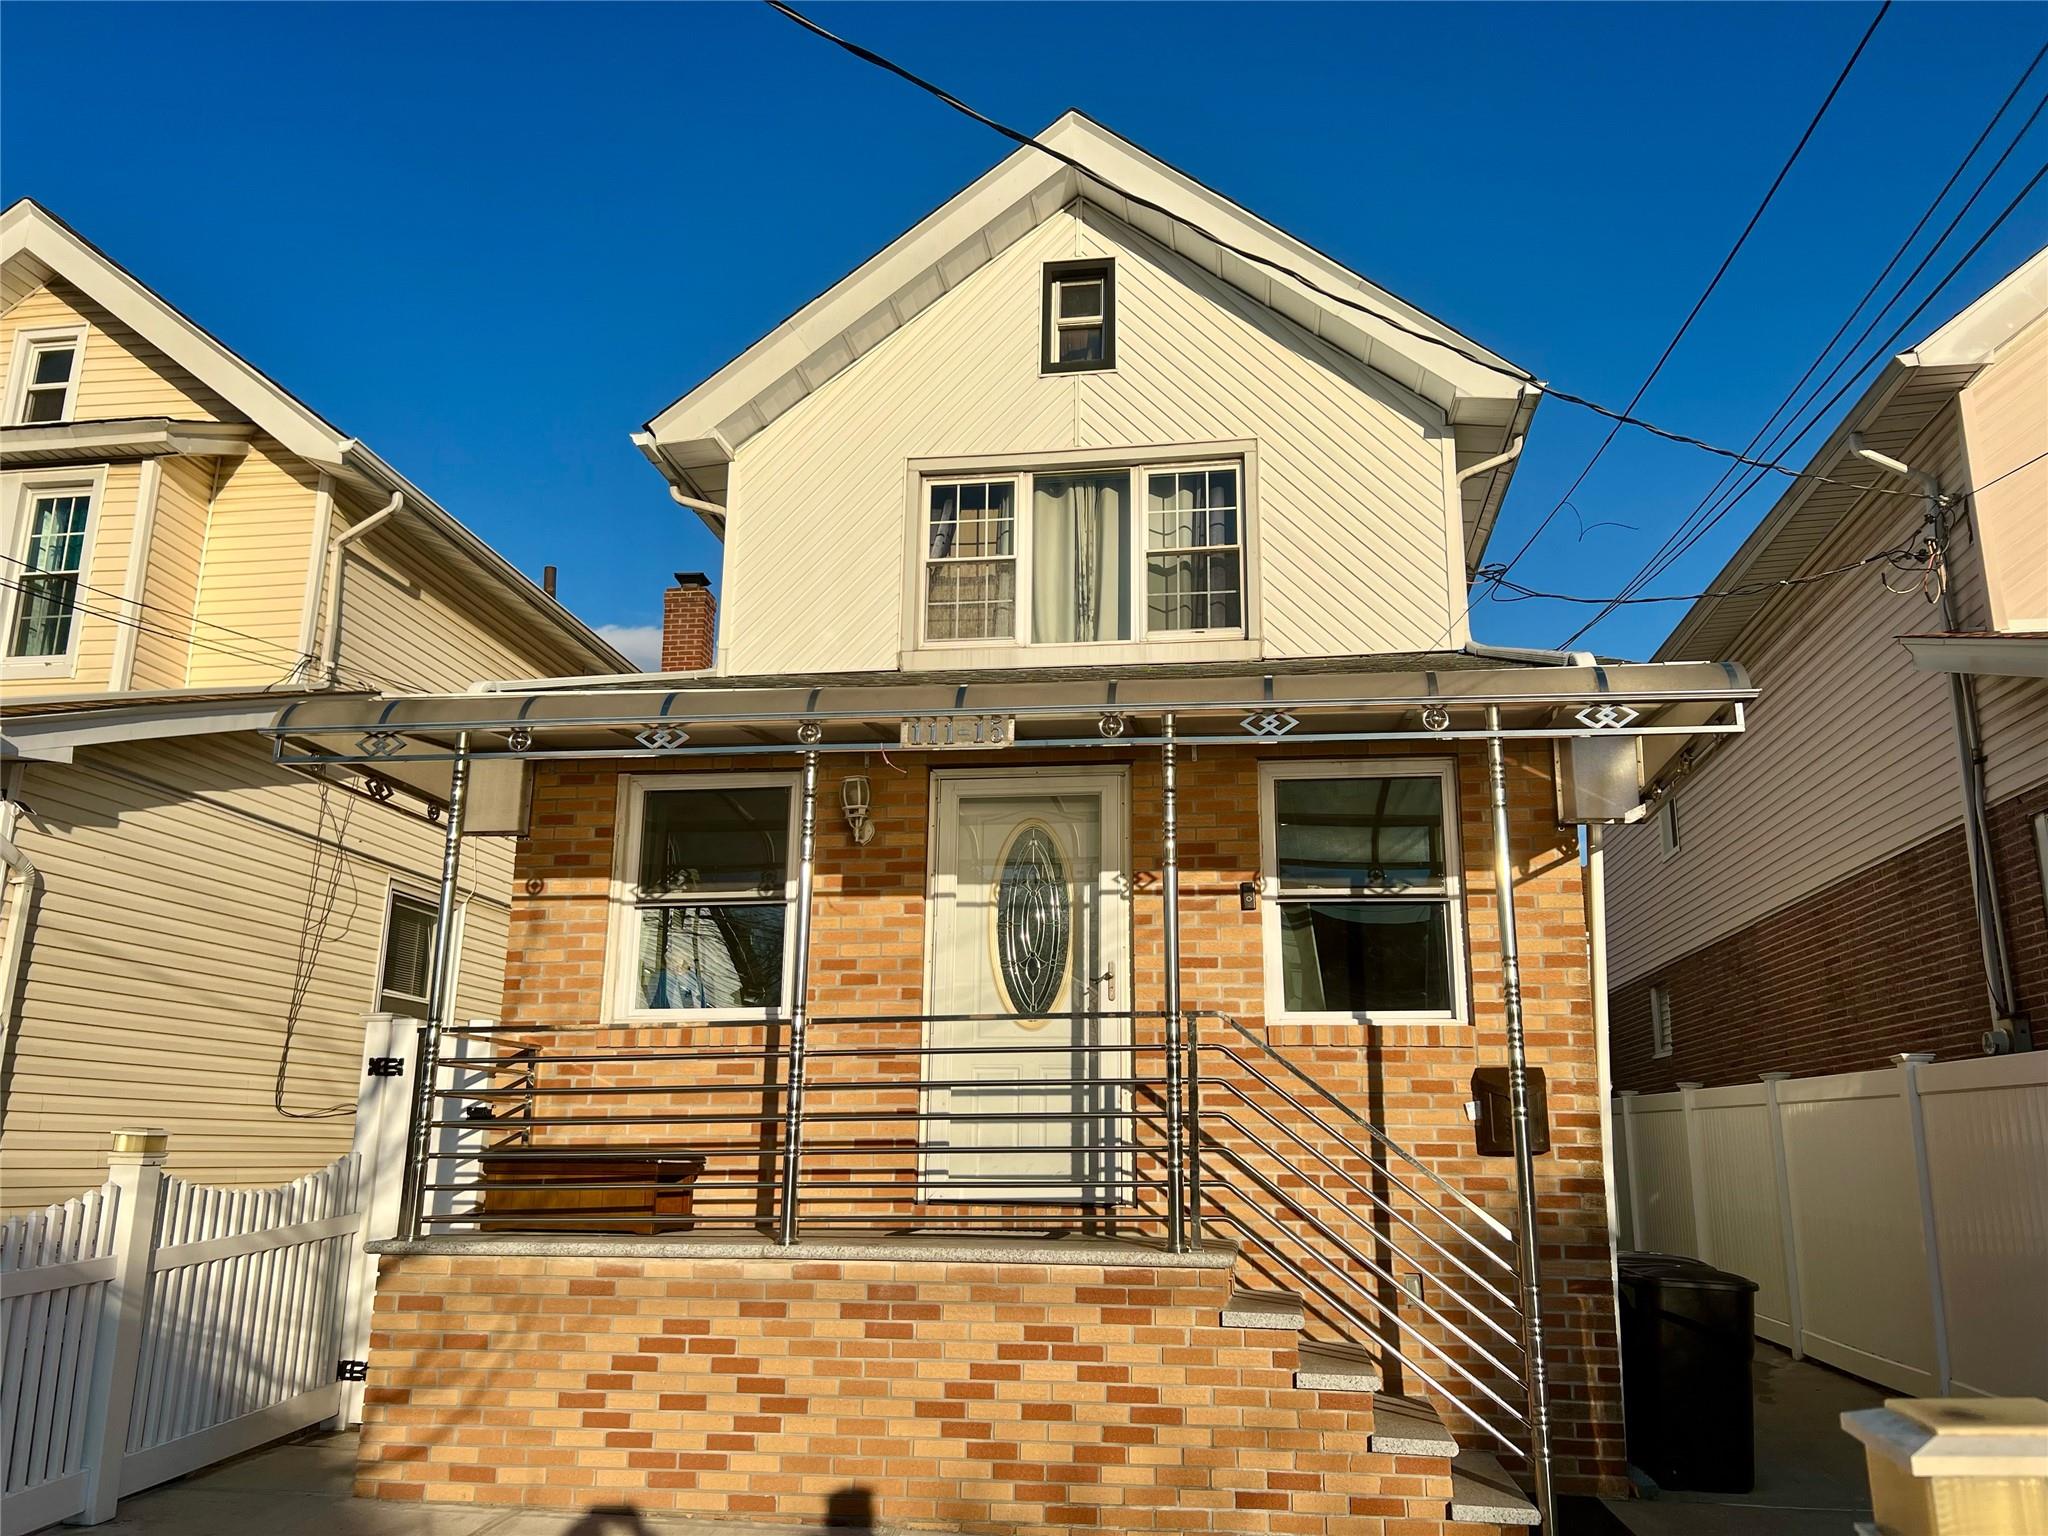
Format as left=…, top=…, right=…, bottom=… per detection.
left=400, top=1007, right=1532, bottom=1463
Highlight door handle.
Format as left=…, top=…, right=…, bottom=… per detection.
left=1087, top=961, right=1117, bottom=1005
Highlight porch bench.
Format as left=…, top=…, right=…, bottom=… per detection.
left=477, top=1151, right=707, bottom=1236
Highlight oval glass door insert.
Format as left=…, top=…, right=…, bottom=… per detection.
left=996, top=823, right=1070, bottom=1015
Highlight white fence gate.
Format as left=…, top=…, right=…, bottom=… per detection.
left=1612, top=1050, right=2048, bottom=1400
left=0, top=1143, right=363, bottom=1531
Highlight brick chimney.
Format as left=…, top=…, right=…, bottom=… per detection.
left=661, top=572, right=716, bottom=672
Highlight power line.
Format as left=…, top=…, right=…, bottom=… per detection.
left=0, top=549, right=316, bottom=668
left=761, top=0, right=1935, bottom=508
left=1557, top=60, right=2048, bottom=646
left=1486, top=0, right=1891, bottom=587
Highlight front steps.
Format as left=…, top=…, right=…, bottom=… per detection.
left=1223, top=1286, right=1542, bottom=1530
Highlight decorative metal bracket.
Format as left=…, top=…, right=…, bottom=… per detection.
left=1420, top=704, right=1452, bottom=734
left=356, top=731, right=404, bottom=759
left=1097, top=712, right=1128, bottom=739
left=505, top=726, right=533, bottom=752
left=635, top=724, right=692, bottom=751
left=1574, top=703, right=1641, bottom=731
left=1239, top=710, right=1300, bottom=739
left=795, top=721, right=825, bottom=746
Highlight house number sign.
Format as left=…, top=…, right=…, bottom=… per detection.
left=899, top=714, right=1015, bottom=750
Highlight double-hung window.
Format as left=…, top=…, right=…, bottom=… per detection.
left=1043, top=260, right=1113, bottom=372
left=611, top=774, right=797, bottom=1019
left=920, top=460, right=1245, bottom=647
left=6, top=481, right=95, bottom=663
left=1260, top=760, right=1465, bottom=1023
left=9, top=328, right=84, bottom=425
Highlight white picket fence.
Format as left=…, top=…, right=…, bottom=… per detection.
left=0, top=1144, right=364, bottom=1531
left=1612, top=1049, right=2048, bottom=1400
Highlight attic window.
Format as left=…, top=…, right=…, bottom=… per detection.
left=9, top=328, right=85, bottom=425
left=1043, top=260, right=1114, bottom=373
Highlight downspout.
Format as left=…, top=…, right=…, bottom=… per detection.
left=1850, top=438, right=2023, bottom=1048
left=318, top=490, right=403, bottom=685
left=1585, top=824, right=1627, bottom=1429
left=0, top=784, right=43, bottom=1125
left=1455, top=433, right=1526, bottom=489
left=667, top=485, right=730, bottom=525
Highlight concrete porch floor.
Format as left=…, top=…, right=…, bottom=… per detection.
left=76, top=1343, right=1883, bottom=1535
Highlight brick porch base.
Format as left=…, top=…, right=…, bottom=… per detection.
left=357, top=1243, right=1524, bottom=1534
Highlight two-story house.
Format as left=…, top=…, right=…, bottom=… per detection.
left=295, top=116, right=1755, bottom=1534
left=0, top=199, right=632, bottom=1209
left=1604, top=245, right=2047, bottom=1093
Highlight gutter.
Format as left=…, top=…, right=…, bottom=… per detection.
left=0, top=779, right=42, bottom=1125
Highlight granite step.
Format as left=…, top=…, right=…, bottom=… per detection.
left=1368, top=1392, right=1458, bottom=1457
left=1293, top=1338, right=1383, bottom=1392
left=1221, top=1286, right=1306, bottom=1330
left=1448, top=1448, right=1541, bottom=1528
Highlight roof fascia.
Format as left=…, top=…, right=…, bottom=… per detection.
left=0, top=417, right=256, bottom=461
left=1, top=200, right=346, bottom=466
left=0, top=694, right=328, bottom=759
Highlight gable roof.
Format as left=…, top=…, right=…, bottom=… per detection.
left=1657, top=244, right=2048, bottom=663
left=635, top=112, right=1538, bottom=569
left=1, top=198, right=634, bottom=674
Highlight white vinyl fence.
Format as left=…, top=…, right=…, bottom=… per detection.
left=0, top=1013, right=422, bottom=1532
left=1613, top=1050, right=2048, bottom=1400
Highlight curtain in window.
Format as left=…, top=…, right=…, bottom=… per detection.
left=1032, top=473, right=1130, bottom=643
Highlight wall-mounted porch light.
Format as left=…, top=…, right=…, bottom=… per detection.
left=841, top=775, right=876, bottom=846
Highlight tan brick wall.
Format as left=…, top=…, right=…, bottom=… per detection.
left=1611, top=777, right=2048, bottom=1092
left=360, top=1252, right=1521, bottom=1533
left=456, top=741, right=1624, bottom=1495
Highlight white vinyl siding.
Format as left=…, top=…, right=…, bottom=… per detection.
left=718, top=203, right=1455, bottom=676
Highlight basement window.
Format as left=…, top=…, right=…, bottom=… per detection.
left=1043, top=260, right=1114, bottom=373
left=1650, top=984, right=1674, bottom=1059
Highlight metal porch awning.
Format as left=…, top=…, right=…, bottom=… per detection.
left=262, top=658, right=1753, bottom=809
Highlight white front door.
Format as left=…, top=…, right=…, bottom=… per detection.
left=925, top=770, right=1131, bottom=1203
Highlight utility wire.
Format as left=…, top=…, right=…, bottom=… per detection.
left=761, top=0, right=1931, bottom=506
left=1558, top=61, right=2048, bottom=646
left=0, top=548, right=318, bottom=668
left=1481, top=0, right=1891, bottom=594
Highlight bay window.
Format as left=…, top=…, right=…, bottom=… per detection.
left=610, top=774, right=798, bottom=1019
left=920, top=459, right=1245, bottom=647
left=1260, top=760, right=1465, bottom=1023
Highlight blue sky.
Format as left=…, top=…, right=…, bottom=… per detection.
left=5, top=2, right=2042, bottom=666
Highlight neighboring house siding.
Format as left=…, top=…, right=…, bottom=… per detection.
left=184, top=437, right=321, bottom=686
left=0, top=279, right=238, bottom=422
left=719, top=204, right=1455, bottom=676
left=3, top=460, right=142, bottom=700
left=1958, top=311, right=2048, bottom=631
left=127, top=453, right=214, bottom=689
left=325, top=489, right=587, bottom=693
left=2, top=733, right=512, bottom=1209
left=1605, top=413, right=1973, bottom=989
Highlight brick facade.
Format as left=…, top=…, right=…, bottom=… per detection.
left=359, top=1252, right=1508, bottom=1532
left=361, top=741, right=1628, bottom=1519
left=1611, top=779, right=2048, bottom=1093
left=660, top=574, right=717, bottom=672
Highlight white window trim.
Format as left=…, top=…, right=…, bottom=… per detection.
left=604, top=771, right=802, bottom=1026
left=374, top=881, right=443, bottom=1019
left=908, top=448, right=1259, bottom=655
left=4, top=324, right=88, bottom=426
left=1, top=464, right=107, bottom=681
left=1256, top=758, right=1469, bottom=1028
left=1657, top=796, right=1681, bottom=859
left=1649, top=983, right=1674, bottom=1059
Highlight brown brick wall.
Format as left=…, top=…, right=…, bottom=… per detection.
left=359, top=1253, right=1518, bottom=1532
left=387, top=741, right=1624, bottom=1505
left=660, top=576, right=716, bottom=672
left=1611, top=779, right=2048, bottom=1093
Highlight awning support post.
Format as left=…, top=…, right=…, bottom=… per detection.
left=777, top=749, right=821, bottom=1246
left=398, top=733, right=469, bottom=1241
left=1485, top=707, right=1556, bottom=1531
left=1160, top=713, right=1187, bottom=1253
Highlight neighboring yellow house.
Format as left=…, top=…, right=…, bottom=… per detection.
left=0, top=199, right=633, bottom=1209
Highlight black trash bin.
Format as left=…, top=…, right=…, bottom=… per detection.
left=1617, top=1251, right=1759, bottom=1493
